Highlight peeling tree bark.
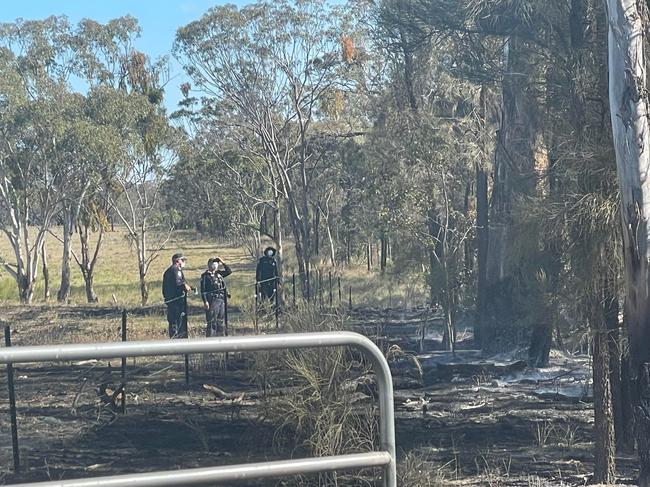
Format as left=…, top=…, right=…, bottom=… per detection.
left=605, top=0, right=650, bottom=483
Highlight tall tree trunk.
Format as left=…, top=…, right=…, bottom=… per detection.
left=57, top=213, right=73, bottom=303
left=77, top=222, right=102, bottom=303
left=398, top=27, right=417, bottom=111
left=139, top=262, right=149, bottom=306
left=475, top=83, right=491, bottom=349
left=528, top=316, right=553, bottom=368
left=593, top=326, right=616, bottom=483
left=138, top=233, right=149, bottom=306
left=313, top=206, right=320, bottom=257
left=604, top=291, right=624, bottom=452
left=380, top=232, right=388, bottom=273
left=274, top=204, right=284, bottom=306
left=325, top=216, right=336, bottom=267
left=287, top=196, right=309, bottom=297
left=366, top=241, right=371, bottom=272
left=605, top=1, right=650, bottom=483
left=620, top=345, right=637, bottom=453
left=42, top=245, right=50, bottom=301
left=346, top=228, right=351, bottom=265
left=483, top=37, right=537, bottom=352
left=475, top=162, right=489, bottom=348
left=463, top=180, right=473, bottom=273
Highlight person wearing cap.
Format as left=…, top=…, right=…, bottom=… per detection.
left=200, top=257, right=232, bottom=337
left=256, top=246, right=279, bottom=303
left=162, top=253, right=192, bottom=338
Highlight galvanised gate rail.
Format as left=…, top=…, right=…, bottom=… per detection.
left=0, top=332, right=397, bottom=487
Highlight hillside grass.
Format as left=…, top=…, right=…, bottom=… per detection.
left=0, top=226, right=429, bottom=311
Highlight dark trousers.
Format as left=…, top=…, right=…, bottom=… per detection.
left=205, top=297, right=225, bottom=337
left=260, top=283, right=276, bottom=303
left=167, top=300, right=187, bottom=338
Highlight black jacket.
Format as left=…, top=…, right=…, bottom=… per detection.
left=200, top=264, right=232, bottom=304
left=162, top=265, right=186, bottom=303
left=256, top=256, right=278, bottom=285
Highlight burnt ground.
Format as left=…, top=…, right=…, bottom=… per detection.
left=0, top=305, right=640, bottom=486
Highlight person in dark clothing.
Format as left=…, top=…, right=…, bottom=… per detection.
left=256, top=246, right=279, bottom=303
left=200, top=257, right=232, bottom=337
left=162, top=253, right=192, bottom=338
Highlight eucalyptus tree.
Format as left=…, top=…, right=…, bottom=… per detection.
left=0, top=17, right=77, bottom=303
left=52, top=88, right=126, bottom=303
left=52, top=16, right=143, bottom=303
left=605, top=0, right=650, bottom=483
left=100, top=53, right=179, bottom=306
left=174, top=0, right=345, bottom=294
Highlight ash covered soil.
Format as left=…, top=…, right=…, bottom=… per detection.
left=0, top=305, right=638, bottom=486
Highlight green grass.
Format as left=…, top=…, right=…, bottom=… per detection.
left=0, top=226, right=429, bottom=310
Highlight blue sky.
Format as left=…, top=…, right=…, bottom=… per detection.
left=1, top=1, right=251, bottom=112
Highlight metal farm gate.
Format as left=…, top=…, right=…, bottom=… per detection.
left=0, top=332, right=397, bottom=487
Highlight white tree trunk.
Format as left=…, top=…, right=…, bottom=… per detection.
left=605, top=1, right=650, bottom=484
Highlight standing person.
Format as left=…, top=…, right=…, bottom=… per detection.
left=162, top=253, right=192, bottom=338
left=256, top=246, right=279, bottom=303
left=200, top=257, right=232, bottom=337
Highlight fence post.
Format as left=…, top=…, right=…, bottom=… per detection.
left=183, top=293, right=190, bottom=387
left=318, top=270, right=323, bottom=308
left=420, top=323, right=425, bottom=353
left=121, top=310, right=127, bottom=414
left=4, top=325, right=20, bottom=473
left=275, top=278, right=279, bottom=329
left=224, top=291, right=229, bottom=337
left=328, top=271, right=333, bottom=307
left=224, top=290, right=230, bottom=369
left=292, top=273, right=296, bottom=307
left=254, top=282, right=259, bottom=334
left=338, top=276, right=342, bottom=306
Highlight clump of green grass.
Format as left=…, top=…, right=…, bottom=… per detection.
left=253, top=304, right=378, bottom=486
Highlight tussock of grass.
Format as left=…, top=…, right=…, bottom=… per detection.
left=398, top=452, right=446, bottom=487
left=254, top=304, right=379, bottom=485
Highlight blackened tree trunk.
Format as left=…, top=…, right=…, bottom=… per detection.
left=366, top=241, right=371, bottom=271
left=398, top=27, right=417, bottom=112
left=380, top=232, right=388, bottom=273
left=593, top=325, right=616, bottom=483
left=528, top=317, right=553, bottom=368
left=604, top=290, right=624, bottom=452
left=620, top=347, right=636, bottom=453
left=483, top=37, right=537, bottom=352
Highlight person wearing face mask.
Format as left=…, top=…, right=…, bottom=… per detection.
left=256, top=246, right=279, bottom=303
left=162, top=253, right=192, bottom=338
left=200, top=257, right=232, bottom=337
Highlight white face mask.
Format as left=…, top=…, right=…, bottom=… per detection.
left=266, top=251, right=274, bottom=257
left=209, top=262, right=218, bottom=271
left=179, top=260, right=186, bottom=269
